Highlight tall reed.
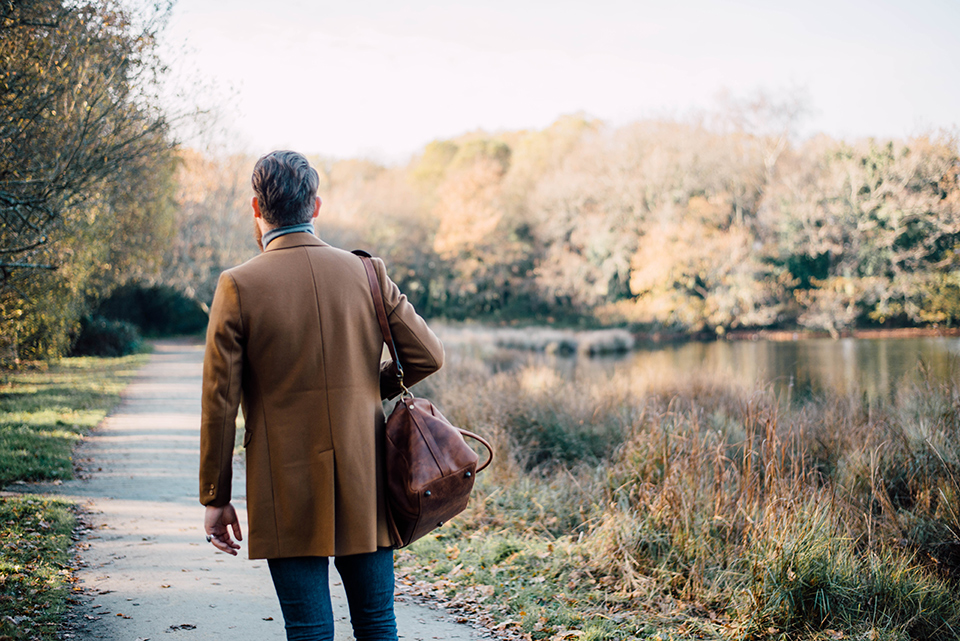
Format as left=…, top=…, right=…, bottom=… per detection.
left=404, top=350, right=960, bottom=640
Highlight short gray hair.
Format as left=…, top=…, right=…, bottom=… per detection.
left=251, top=150, right=319, bottom=226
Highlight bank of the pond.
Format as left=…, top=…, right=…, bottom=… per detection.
left=401, top=350, right=960, bottom=640
left=0, top=354, right=146, bottom=640
left=435, top=322, right=960, bottom=356
left=725, top=326, right=960, bottom=342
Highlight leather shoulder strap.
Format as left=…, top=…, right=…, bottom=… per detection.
left=352, top=250, right=404, bottom=379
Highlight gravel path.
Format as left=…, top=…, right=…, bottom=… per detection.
left=46, top=339, right=486, bottom=640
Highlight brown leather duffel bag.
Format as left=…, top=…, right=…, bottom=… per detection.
left=355, top=252, right=493, bottom=548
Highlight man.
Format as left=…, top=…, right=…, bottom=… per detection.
left=199, top=150, right=443, bottom=641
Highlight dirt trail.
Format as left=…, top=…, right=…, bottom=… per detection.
left=42, top=340, right=486, bottom=640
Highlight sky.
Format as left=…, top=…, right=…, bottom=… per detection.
left=160, top=0, right=960, bottom=161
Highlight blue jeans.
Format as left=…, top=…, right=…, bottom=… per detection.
left=268, top=548, right=398, bottom=641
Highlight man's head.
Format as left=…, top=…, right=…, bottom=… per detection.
left=251, top=150, right=320, bottom=227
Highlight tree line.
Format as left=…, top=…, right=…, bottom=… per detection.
left=169, top=112, right=959, bottom=339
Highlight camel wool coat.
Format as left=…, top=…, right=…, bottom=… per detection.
left=199, top=233, right=444, bottom=559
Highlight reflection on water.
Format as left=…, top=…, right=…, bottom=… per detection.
left=523, top=337, right=960, bottom=402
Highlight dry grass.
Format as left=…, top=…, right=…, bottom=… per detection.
left=400, top=350, right=960, bottom=640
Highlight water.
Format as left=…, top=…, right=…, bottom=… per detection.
left=513, top=337, right=960, bottom=402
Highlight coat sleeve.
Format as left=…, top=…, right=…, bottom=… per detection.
left=373, top=257, right=444, bottom=400
left=199, top=271, right=244, bottom=507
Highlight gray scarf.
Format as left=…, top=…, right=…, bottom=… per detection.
left=262, top=222, right=316, bottom=248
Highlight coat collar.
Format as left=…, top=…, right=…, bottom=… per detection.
left=263, top=232, right=329, bottom=253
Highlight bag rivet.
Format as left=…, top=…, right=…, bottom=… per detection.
left=438, top=521, right=444, bottom=527
left=464, top=471, right=472, bottom=478
left=424, top=490, right=431, bottom=497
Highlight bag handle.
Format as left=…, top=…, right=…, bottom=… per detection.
left=353, top=250, right=494, bottom=474
left=459, top=428, right=494, bottom=473
left=353, top=251, right=407, bottom=393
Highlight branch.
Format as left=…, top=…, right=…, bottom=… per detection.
left=0, top=236, right=47, bottom=255
left=0, top=262, right=56, bottom=270
left=0, top=20, right=59, bottom=30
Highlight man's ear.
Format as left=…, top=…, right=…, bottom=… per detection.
left=252, top=196, right=262, bottom=218
left=311, top=196, right=321, bottom=219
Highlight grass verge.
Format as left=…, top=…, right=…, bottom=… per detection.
left=0, top=355, right=147, bottom=485
left=0, top=353, right=147, bottom=640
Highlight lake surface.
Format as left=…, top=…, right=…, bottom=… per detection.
left=512, top=337, right=960, bottom=403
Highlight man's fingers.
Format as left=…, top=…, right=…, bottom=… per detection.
left=210, top=534, right=239, bottom=556
left=230, top=520, right=243, bottom=541
left=216, top=542, right=238, bottom=556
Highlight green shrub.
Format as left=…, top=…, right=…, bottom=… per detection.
left=95, top=282, right=207, bottom=336
left=71, top=316, right=142, bottom=357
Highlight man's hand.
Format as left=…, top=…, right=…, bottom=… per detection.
left=204, top=503, right=242, bottom=556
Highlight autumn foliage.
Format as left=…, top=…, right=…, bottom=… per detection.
left=172, top=110, right=959, bottom=335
